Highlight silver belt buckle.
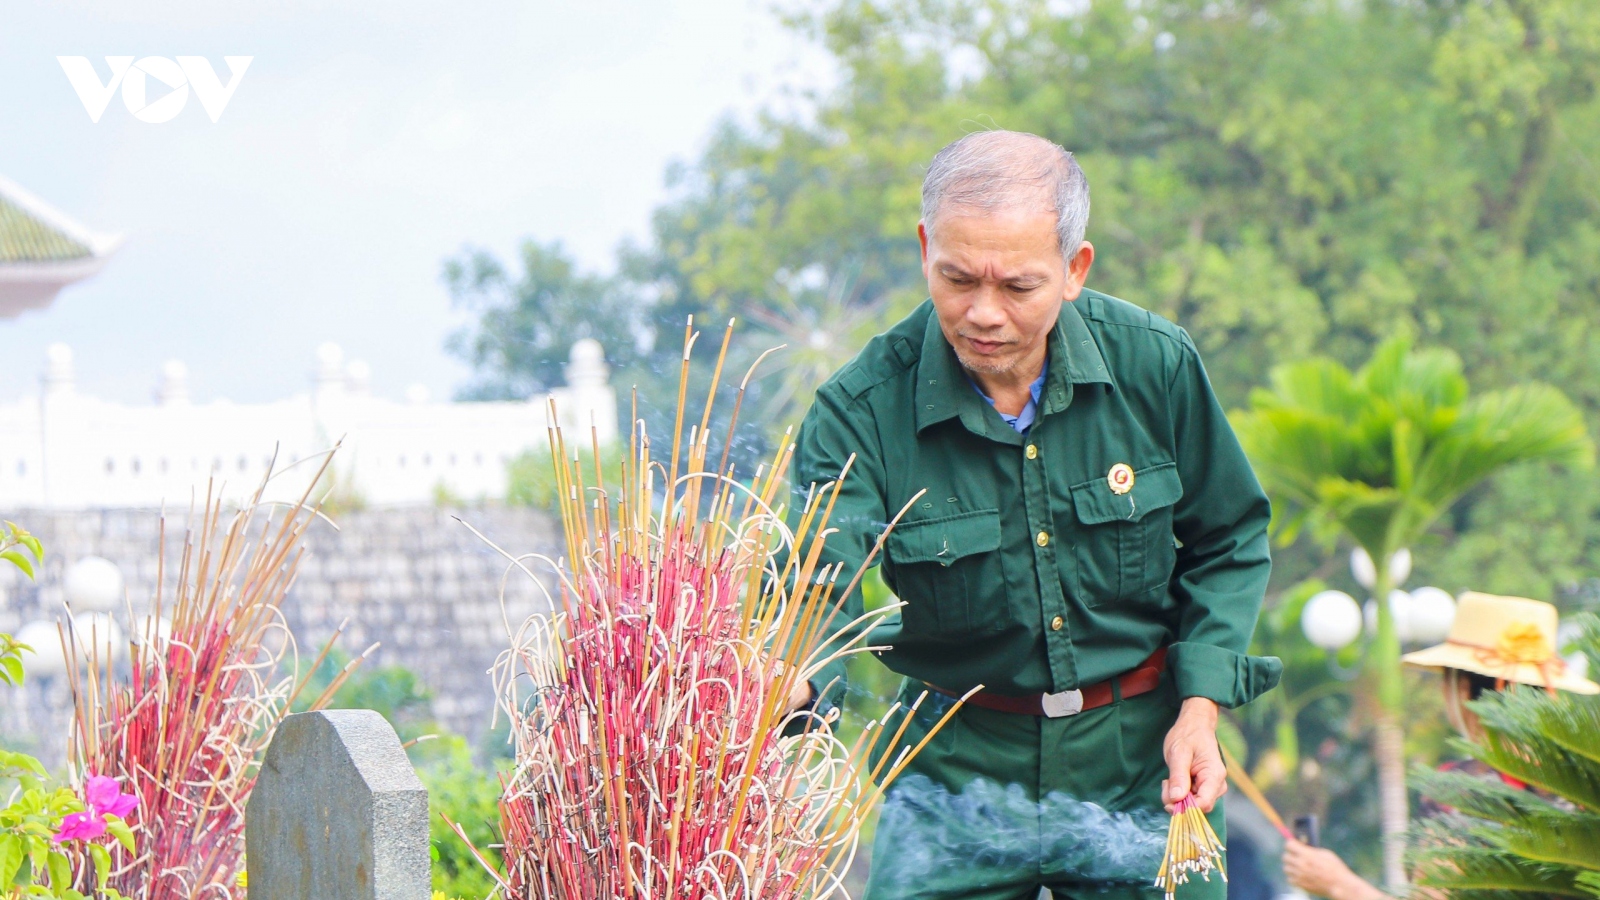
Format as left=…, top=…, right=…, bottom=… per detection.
left=1040, top=688, right=1084, bottom=718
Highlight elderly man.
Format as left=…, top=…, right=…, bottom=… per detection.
left=787, top=130, right=1281, bottom=899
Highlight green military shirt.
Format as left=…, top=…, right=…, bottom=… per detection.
left=794, top=290, right=1281, bottom=709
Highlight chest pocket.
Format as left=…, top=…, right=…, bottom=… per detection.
left=884, top=508, right=1006, bottom=639
left=1067, top=462, right=1183, bottom=608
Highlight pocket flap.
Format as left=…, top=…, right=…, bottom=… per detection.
left=885, top=508, right=1002, bottom=566
left=1071, top=462, right=1182, bottom=525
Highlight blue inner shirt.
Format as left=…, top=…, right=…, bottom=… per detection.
left=967, top=360, right=1048, bottom=433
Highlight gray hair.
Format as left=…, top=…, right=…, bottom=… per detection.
left=921, top=131, right=1090, bottom=265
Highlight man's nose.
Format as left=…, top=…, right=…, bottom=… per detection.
left=966, top=286, right=1008, bottom=329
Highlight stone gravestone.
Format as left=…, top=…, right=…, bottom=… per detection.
left=246, top=710, right=430, bottom=900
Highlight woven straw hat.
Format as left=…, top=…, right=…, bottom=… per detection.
left=1401, top=591, right=1598, bottom=695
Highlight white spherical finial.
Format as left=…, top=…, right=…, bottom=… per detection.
left=566, top=339, right=609, bottom=389
left=65, top=556, right=124, bottom=612
left=1302, top=589, right=1362, bottom=650
left=157, top=359, right=190, bottom=405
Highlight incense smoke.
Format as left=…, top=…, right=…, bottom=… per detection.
left=870, top=773, right=1167, bottom=889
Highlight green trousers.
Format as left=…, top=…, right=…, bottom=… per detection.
left=864, top=672, right=1227, bottom=900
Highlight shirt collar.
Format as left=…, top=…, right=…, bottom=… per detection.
left=914, top=299, right=1113, bottom=435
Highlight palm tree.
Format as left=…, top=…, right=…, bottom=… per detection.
left=1409, top=614, right=1600, bottom=899
left=1231, top=336, right=1594, bottom=889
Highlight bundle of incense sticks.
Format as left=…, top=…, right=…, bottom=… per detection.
left=1154, top=794, right=1227, bottom=900
left=65, top=450, right=367, bottom=899
left=458, top=319, right=971, bottom=900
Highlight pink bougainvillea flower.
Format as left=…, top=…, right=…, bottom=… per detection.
left=51, top=774, right=138, bottom=844
left=84, top=774, right=138, bottom=820
left=53, top=811, right=106, bottom=843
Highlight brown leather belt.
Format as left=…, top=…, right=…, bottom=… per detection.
left=928, top=646, right=1168, bottom=718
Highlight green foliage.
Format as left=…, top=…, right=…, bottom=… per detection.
left=1233, top=336, right=1594, bottom=562
left=505, top=444, right=624, bottom=512
left=445, top=240, right=644, bottom=401
left=0, top=644, right=135, bottom=898
left=291, top=649, right=437, bottom=743
left=1409, top=614, right=1600, bottom=896
left=418, top=737, right=503, bottom=900
left=1235, top=336, right=1592, bottom=718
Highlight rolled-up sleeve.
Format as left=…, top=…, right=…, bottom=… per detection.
left=1166, top=330, right=1281, bottom=708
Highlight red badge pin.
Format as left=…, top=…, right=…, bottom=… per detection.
left=1107, top=463, right=1135, bottom=495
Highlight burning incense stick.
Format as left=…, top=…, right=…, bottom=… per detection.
left=1217, top=741, right=1292, bottom=839
left=473, top=318, right=970, bottom=900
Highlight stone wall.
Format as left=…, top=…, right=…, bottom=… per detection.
left=0, top=505, right=561, bottom=763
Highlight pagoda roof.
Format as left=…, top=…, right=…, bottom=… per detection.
left=1, top=192, right=93, bottom=262
left=0, top=175, right=121, bottom=318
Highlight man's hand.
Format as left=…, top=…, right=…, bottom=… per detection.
left=1283, top=839, right=1388, bottom=900
left=783, top=678, right=814, bottom=714
left=1161, top=697, right=1226, bottom=813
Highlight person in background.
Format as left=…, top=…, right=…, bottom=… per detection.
left=1281, top=592, right=1598, bottom=900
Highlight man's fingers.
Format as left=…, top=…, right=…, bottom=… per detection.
left=1165, top=742, right=1193, bottom=805
left=1194, top=758, right=1227, bottom=812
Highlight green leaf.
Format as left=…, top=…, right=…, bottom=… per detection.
left=0, top=833, right=24, bottom=887
left=88, top=844, right=109, bottom=889
left=45, top=850, right=69, bottom=891
left=0, top=655, right=24, bottom=686
left=1, top=551, right=34, bottom=580
left=104, top=817, right=135, bottom=855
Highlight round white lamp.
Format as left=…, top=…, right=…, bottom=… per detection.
left=1302, top=589, right=1363, bottom=650
left=131, top=615, right=172, bottom=648
left=15, top=620, right=67, bottom=677
left=1350, top=547, right=1412, bottom=590
left=1364, top=590, right=1415, bottom=642
left=1406, top=587, right=1457, bottom=645
left=12, top=613, right=122, bottom=676
left=64, top=557, right=123, bottom=612
left=69, top=612, right=123, bottom=661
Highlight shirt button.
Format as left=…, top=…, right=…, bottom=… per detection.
left=1051, top=616, right=1064, bottom=631
left=1036, top=531, right=1049, bottom=547
left=1026, top=444, right=1038, bottom=459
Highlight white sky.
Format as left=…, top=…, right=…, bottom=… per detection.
left=0, top=0, right=831, bottom=404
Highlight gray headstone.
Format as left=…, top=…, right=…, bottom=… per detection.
left=246, top=710, right=430, bottom=900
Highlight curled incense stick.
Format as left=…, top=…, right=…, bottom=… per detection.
left=1154, top=794, right=1226, bottom=900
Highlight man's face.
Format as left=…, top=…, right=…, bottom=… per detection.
left=919, top=209, right=1093, bottom=376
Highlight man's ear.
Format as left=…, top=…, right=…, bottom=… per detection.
left=1063, top=241, right=1095, bottom=302
left=917, top=220, right=931, bottom=266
